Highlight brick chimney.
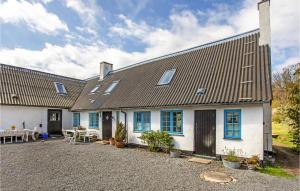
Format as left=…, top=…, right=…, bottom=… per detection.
left=99, top=61, right=113, bottom=80
left=258, top=0, right=271, bottom=46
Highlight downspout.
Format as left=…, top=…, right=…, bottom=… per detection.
left=120, top=110, right=128, bottom=144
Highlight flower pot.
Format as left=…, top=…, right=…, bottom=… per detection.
left=115, top=141, right=125, bottom=148
left=170, top=150, right=181, bottom=158
left=247, top=164, right=257, bottom=170
left=222, top=159, right=241, bottom=169
left=109, top=138, right=115, bottom=145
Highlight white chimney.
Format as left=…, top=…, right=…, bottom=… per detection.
left=258, top=0, right=271, bottom=46
left=99, top=61, right=113, bottom=80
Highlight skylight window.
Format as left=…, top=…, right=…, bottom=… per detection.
left=54, top=82, right=67, bottom=94
left=90, top=85, right=100, bottom=93
left=158, top=69, right=176, bottom=85
left=104, top=81, right=119, bottom=94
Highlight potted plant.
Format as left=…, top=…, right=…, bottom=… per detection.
left=170, top=148, right=181, bottom=158
left=11, top=125, right=16, bottom=130
left=115, top=122, right=126, bottom=148
left=222, top=147, right=241, bottom=169
left=109, top=137, right=115, bottom=145
left=247, top=155, right=260, bottom=170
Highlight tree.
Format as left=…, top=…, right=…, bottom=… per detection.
left=284, top=64, right=300, bottom=152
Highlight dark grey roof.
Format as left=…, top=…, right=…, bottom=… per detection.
left=72, top=30, right=272, bottom=111
left=0, top=64, right=86, bottom=108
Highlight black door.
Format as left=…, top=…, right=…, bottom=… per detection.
left=102, top=111, right=112, bottom=140
left=194, top=110, right=216, bottom=156
left=48, top=109, right=62, bottom=135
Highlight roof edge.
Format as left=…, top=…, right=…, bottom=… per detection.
left=0, top=63, right=86, bottom=83
left=110, top=29, right=260, bottom=74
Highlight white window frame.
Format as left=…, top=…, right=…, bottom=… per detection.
left=158, top=69, right=176, bottom=85
left=54, top=82, right=67, bottom=94
left=104, top=81, right=119, bottom=94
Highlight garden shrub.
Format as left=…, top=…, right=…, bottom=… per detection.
left=139, top=131, right=174, bottom=152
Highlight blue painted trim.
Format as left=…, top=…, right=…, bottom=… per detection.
left=224, top=109, right=241, bottom=139
left=133, top=111, right=151, bottom=132
left=73, top=112, right=80, bottom=127
left=160, top=110, right=183, bottom=134
left=89, top=112, right=99, bottom=129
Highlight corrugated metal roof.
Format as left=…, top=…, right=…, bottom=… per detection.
left=0, top=64, right=86, bottom=108
left=71, top=30, right=272, bottom=111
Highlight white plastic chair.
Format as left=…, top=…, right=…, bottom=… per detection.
left=62, top=129, right=72, bottom=142
left=4, top=130, right=13, bottom=144
left=84, top=130, right=98, bottom=142
left=14, top=129, right=25, bottom=143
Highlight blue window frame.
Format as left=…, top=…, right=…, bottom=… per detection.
left=134, top=111, right=151, bottom=132
left=224, top=109, right=241, bottom=139
left=73, top=113, right=80, bottom=127
left=160, top=110, right=183, bottom=134
left=89, top=112, right=99, bottom=129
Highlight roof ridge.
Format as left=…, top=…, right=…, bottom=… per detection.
left=111, top=29, right=259, bottom=74
left=0, top=63, right=86, bottom=83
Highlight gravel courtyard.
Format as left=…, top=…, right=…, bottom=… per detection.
left=0, top=140, right=299, bottom=191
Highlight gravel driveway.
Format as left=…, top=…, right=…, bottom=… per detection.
left=0, top=140, right=299, bottom=191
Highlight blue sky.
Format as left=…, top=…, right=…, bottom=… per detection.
left=0, top=0, right=299, bottom=78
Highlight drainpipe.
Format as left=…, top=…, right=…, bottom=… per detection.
left=120, top=110, right=128, bottom=144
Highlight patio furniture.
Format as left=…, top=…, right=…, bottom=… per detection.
left=24, top=127, right=38, bottom=142
left=62, top=129, right=73, bottom=142
left=84, top=130, right=98, bottom=142
left=14, top=129, right=25, bottom=143
left=3, top=130, right=14, bottom=144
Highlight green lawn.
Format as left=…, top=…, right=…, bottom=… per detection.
left=259, top=166, right=295, bottom=179
left=272, top=122, right=295, bottom=149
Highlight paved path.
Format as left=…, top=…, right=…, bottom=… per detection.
left=0, top=140, right=299, bottom=191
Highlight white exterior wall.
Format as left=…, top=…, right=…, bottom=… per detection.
left=76, top=111, right=118, bottom=139
left=121, top=105, right=264, bottom=159
left=0, top=105, right=73, bottom=133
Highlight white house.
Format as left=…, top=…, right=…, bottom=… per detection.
left=0, top=65, right=85, bottom=134
left=0, top=0, right=272, bottom=160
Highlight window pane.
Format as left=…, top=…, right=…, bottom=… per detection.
left=225, top=110, right=241, bottom=139
left=172, top=112, right=182, bottom=133
left=54, top=82, right=67, bottom=94
left=161, top=112, right=170, bottom=132
left=144, top=123, right=151, bottom=131
left=105, top=81, right=119, bottom=93
left=158, top=69, right=176, bottom=85
left=90, top=86, right=99, bottom=93
left=144, top=112, right=150, bottom=123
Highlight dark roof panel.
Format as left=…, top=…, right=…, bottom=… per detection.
left=72, top=30, right=272, bottom=111
left=0, top=64, right=86, bottom=108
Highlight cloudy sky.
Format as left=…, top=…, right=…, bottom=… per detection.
left=0, top=0, right=299, bottom=79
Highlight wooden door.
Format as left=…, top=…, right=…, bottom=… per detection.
left=194, top=110, right=216, bottom=156
left=102, top=111, right=112, bottom=140
left=48, top=109, right=62, bottom=135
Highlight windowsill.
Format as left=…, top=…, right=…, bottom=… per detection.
left=169, top=133, right=184, bottom=136
left=133, top=131, right=145, bottom=133
left=223, top=138, right=242, bottom=141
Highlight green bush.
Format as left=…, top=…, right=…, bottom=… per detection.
left=138, top=131, right=174, bottom=152
left=115, top=122, right=126, bottom=142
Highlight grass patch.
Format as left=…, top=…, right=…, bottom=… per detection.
left=259, top=166, right=295, bottom=179
left=272, top=122, right=295, bottom=149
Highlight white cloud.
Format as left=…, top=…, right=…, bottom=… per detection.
left=0, top=0, right=298, bottom=78
left=274, top=56, right=300, bottom=72
left=64, top=0, right=100, bottom=28
left=0, top=0, right=68, bottom=35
